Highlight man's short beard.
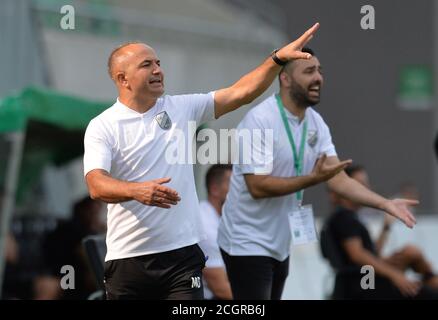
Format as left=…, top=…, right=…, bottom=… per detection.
left=289, top=82, right=320, bottom=107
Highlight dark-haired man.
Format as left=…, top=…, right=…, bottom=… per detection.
left=218, top=48, right=418, bottom=300
left=325, top=165, right=438, bottom=299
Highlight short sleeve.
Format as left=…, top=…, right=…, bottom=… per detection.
left=177, top=92, right=216, bottom=125
left=83, top=118, right=113, bottom=176
left=236, top=112, right=274, bottom=175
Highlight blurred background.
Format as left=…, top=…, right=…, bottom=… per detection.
left=0, top=0, right=437, bottom=299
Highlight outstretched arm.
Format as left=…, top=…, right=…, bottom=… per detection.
left=326, top=156, right=418, bottom=228
left=245, top=154, right=351, bottom=199
left=213, top=23, right=320, bottom=119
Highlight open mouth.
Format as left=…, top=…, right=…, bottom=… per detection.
left=308, top=85, right=320, bottom=95
left=149, top=78, right=162, bottom=85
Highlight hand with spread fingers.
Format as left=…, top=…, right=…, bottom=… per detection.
left=311, top=153, right=352, bottom=183
left=380, top=198, right=418, bottom=229
left=276, top=23, right=320, bottom=62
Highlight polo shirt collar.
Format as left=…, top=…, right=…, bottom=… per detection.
left=116, top=98, right=160, bottom=118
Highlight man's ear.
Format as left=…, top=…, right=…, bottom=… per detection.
left=116, top=72, right=128, bottom=88
left=279, top=71, right=291, bottom=88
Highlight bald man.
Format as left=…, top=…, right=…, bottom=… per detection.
left=83, top=23, right=320, bottom=300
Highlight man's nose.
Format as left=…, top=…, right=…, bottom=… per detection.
left=314, top=72, right=323, bottom=84
left=152, top=63, right=162, bottom=74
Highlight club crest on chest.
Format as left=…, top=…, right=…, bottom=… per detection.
left=307, top=130, right=318, bottom=148
left=155, top=111, right=172, bottom=130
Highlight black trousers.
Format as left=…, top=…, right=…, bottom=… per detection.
left=104, top=244, right=206, bottom=300
left=220, top=249, right=289, bottom=300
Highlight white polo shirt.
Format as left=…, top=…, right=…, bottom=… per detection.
left=217, top=94, right=337, bottom=261
left=84, top=93, right=215, bottom=261
left=198, top=200, right=225, bottom=299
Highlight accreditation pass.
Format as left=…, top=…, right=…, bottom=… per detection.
left=289, top=204, right=318, bottom=245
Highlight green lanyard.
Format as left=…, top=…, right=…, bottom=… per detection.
left=275, top=94, right=307, bottom=203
